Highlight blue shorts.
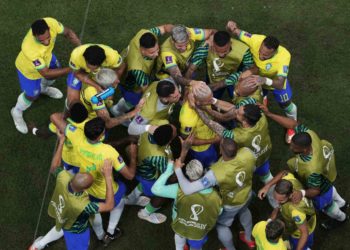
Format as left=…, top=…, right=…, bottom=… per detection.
left=67, top=72, right=82, bottom=90
left=262, top=79, right=293, bottom=104
left=254, top=160, right=271, bottom=177
left=213, top=85, right=234, bottom=99
left=136, top=175, right=156, bottom=197
left=187, top=235, right=208, bottom=249
left=188, top=144, right=218, bottom=169
left=89, top=180, right=126, bottom=207
left=313, top=186, right=333, bottom=211
left=118, top=85, right=143, bottom=107
left=18, top=53, right=60, bottom=97
left=63, top=228, right=90, bottom=250
left=289, top=232, right=314, bottom=250
left=62, top=160, right=79, bottom=174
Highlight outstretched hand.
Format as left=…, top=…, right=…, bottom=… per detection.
left=174, top=158, right=185, bottom=169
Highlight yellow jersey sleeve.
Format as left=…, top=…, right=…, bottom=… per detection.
left=44, top=17, right=64, bottom=35
left=112, top=150, right=126, bottom=171
left=102, top=45, right=123, bottom=68
left=252, top=221, right=264, bottom=238
left=179, top=103, right=198, bottom=135
left=239, top=31, right=265, bottom=49
left=276, top=50, right=290, bottom=78
left=161, top=51, right=178, bottom=69
left=69, top=46, right=83, bottom=71
left=85, top=87, right=106, bottom=111
left=187, top=27, right=205, bottom=41
left=291, top=209, right=307, bottom=226
left=65, top=124, right=82, bottom=145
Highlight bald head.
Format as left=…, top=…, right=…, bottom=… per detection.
left=192, top=82, right=212, bottom=101
left=71, top=173, right=94, bottom=192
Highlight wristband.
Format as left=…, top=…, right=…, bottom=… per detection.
left=265, top=78, right=273, bottom=86
left=32, top=128, right=38, bottom=135
left=145, top=125, right=151, bottom=132
left=300, top=189, right=306, bottom=198
left=267, top=218, right=272, bottom=223
left=212, top=98, right=218, bottom=105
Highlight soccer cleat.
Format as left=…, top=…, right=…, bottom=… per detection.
left=183, top=244, right=189, bottom=250
left=40, top=87, right=63, bottom=99
left=285, top=128, right=296, bottom=144
left=137, top=209, right=167, bottom=224
left=28, top=236, right=44, bottom=250
left=102, top=228, right=122, bottom=246
left=321, top=215, right=349, bottom=230
left=340, top=201, right=349, bottom=213
left=11, top=107, right=28, bottom=134
left=239, top=231, right=256, bottom=249
left=125, top=196, right=150, bottom=207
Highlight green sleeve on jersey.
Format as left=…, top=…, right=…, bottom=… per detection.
left=149, top=156, right=168, bottom=174
left=130, top=69, right=151, bottom=87
left=225, top=49, right=254, bottom=86
left=53, top=167, right=64, bottom=178
left=295, top=124, right=309, bottom=134
left=68, top=202, right=99, bottom=233
left=235, top=97, right=257, bottom=109
left=84, top=202, right=99, bottom=215
left=190, top=42, right=209, bottom=66
left=149, top=27, right=161, bottom=37
left=307, top=173, right=332, bottom=194
left=222, top=129, right=234, bottom=139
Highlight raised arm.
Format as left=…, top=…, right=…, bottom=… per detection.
left=157, top=24, right=174, bottom=34
left=195, top=107, right=225, bottom=136
left=49, top=129, right=66, bottom=173
left=98, top=159, right=115, bottom=212
left=258, top=170, right=289, bottom=200
left=151, top=161, right=179, bottom=199
left=118, top=144, right=138, bottom=180
left=63, top=26, right=81, bottom=46
left=257, top=102, right=298, bottom=129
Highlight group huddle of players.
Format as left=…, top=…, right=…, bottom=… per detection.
left=15, top=17, right=348, bottom=250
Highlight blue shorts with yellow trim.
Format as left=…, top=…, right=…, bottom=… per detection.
left=263, top=79, right=293, bottom=104
left=118, top=85, right=143, bottom=107
left=188, top=144, right=218, bottom=169
left=89, top=180, right=126, bottom=207
left=289, top=232, right=314, bottom=250
left=313, top=186, right=333, bottom=211
left=66, top=72, right=82, bottom=90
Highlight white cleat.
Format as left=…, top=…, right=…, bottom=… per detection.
left=28, top=236, right=44, bottom=250
left=125, top=196, right=150, bottom=206
left=11, top=108, right=28, bottom=134
left=41, top=87, right=63, bottom=99
left=137, top=209, right=167, bottom=224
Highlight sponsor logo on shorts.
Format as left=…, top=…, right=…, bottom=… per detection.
left=265, top=63, right=272, bottom=71
left=165, top=56, right=173, bottom=64
left=244, top=32, right=252, bottom=38
left=118, top=155, right=124, bottom=163
left=185, top=127, right=192, bottom=133
left=135, top=115, right=144, bottom=124
left=33, top=59, right=41, bottom=67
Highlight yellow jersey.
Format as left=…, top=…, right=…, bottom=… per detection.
left=252, top=221, right=287, bottom=250
left=80, top=85, right=108, bottom=120
left=239, top=31, right=290, bottom=90
left=69, top=44, right=123, bottom=74
left=65, top=124, right=125, bottom=199
left=15, top=17, right=64, bottom=79
left=179, top=101, right=216, bottom=152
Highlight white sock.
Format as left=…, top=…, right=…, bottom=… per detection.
left=174, top=233, right=186, bottom=250
left=35, top=226, right=63, bottom=249
left=107, top=198, right=125, bottom=234
left=332, top=186, right=346, bottom=208
left=90, top=213, right=105, bottom=240
left=284, top=102, right=297, bottom=120
left=126, top=186, right=142, bottom=203
left=324, top=201, right=346, bottom=221
left=259, top=171, right=273, bottom=184
left=41, top=78, right=56, bottom=91
left=14, top=92, right=32, bottom=113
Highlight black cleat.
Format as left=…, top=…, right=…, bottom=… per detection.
left=102, top=228, right=123, bottom=247
left=321, top=215, right=349, bottom=230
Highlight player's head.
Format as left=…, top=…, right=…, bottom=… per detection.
left=69, top=102, right=88, bottom=123
left=157, top=78, right=181, bottom=104
left=220, top=138, right=237, bottom=159
left=191, top=82, right=213, bottom=104
left=83, top=45, right=106, bottom=71
left=31, top=19, right=50, bottom=46
left=274, top=179, right=293, bottom=204
left=290, top=132, right=312, bottom=155
left=140, top=32, right=159, bottom=59
left=259, top=36, right=279, bottom=61
left=171, top=25, right=189, bottom=53
left=95, top=68, right=119, bottom=88
left=186, top=159, right=204, bottom=181
left=84, top=117, right=105, bottom=142
left=71, top=173, right=94, bottom=192
left=170, top=136, right=182, bottom=159
left=236, top=104, right=261, bottom=126
left=153, top=124, right=177, bottom=146
left=235, top=76, right=258, bottom=97
left=265, top=219, right=285, bottom=243
left=213, top=31, right=231, bottom=58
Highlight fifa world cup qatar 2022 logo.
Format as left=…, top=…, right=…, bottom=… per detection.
left=190, top=204, right=204, bottom=221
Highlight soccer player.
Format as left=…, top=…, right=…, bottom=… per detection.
left=51, top=115, right=138, bottom=245
left=258, top=103, right=348, bottom=230
left=29, top=130, right=115, bottom=250
left=11, top=17, right=80, bottom=134
left=179, top=82, right=220, bottom=168
left=80, top=68, right=140, bottom=129
left=186, top=30, right=254, bottom=99
left=156, top=25, right=215, bottom=86
left=271, top=178, right=316, bottom=250
left=66, top=43, right=125, bottom=106
left=195, top=102, right=276, bottom=207
left=111, top=24, right=174, bottom=118
left=252, top=219, right=287, bottom=250
left=126, top=121, right=178, bottom=224
left=128, top=78, right=181, bottom=135
left=226, top=20, right=297, bottom=143
left=152, top=137, right=222, bottom=250
left=175, top=138, right=257, bottom=250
